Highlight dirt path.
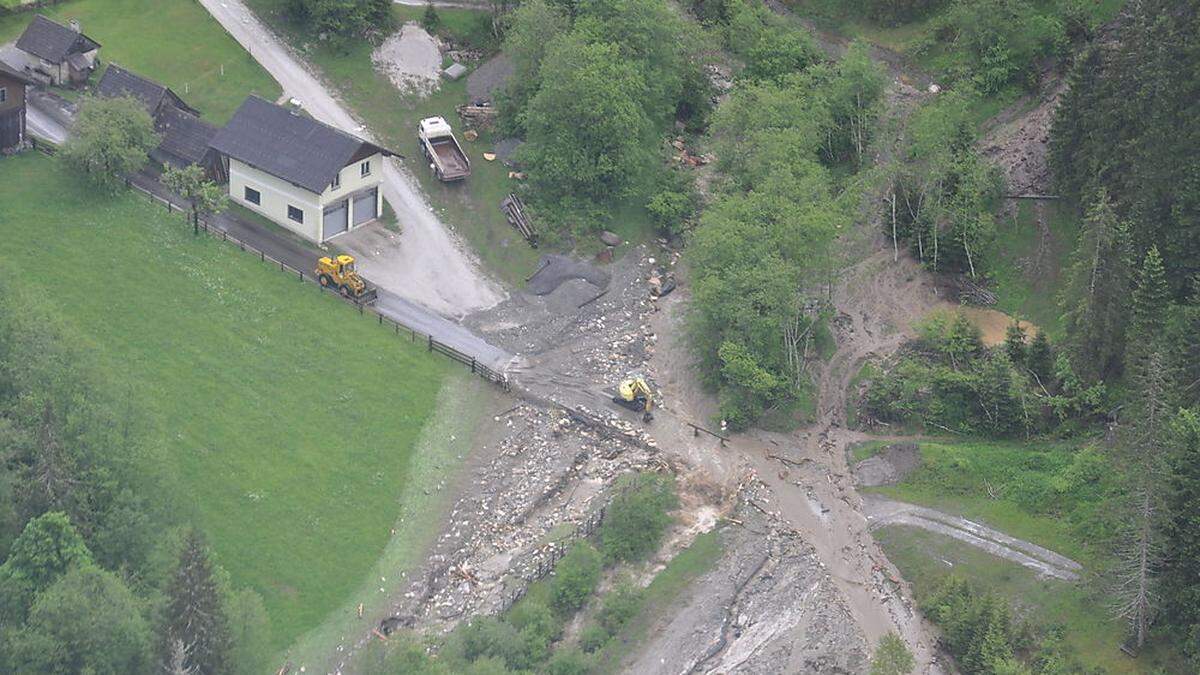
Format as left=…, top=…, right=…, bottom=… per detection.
left=863, top=495, right=1083, bottom=581
left=197, top=0, right=504, bottom=317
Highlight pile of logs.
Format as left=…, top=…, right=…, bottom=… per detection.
left=456, top=104, right=499, bottom=127
left=500, top=193, right=538, bottom=248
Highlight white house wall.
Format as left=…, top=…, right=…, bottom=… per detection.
left=228, top=159, right=322, bottom=241
left=321, top=153, right=384, bottom=230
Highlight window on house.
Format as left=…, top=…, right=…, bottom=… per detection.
left=244, top=186, right=260, bottom=205
left=288, top=205, right=304, bottom=223
left=331, top=171, right=340, bottom=189
left=0, top=88, right=6, bottom=103
left=360, top=160, right=371, bottom=177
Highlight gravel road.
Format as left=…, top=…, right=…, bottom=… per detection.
left=197, top=0, right=504, bottom=317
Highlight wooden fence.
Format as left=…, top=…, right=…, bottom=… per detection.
left=493, top=505, right=607, bottom=615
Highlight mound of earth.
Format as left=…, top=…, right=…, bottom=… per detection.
left=372, top=23, right=442, bottom=97
left=525, top=254, right=611, bottom=296
left=854, top=442, right=921, bottom=487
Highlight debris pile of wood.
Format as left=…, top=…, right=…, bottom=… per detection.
left=500, top=193, right=538, bottom=248
left=670, top=137, right=712, bottom=168
left=457, top=103, right=499, bottom=128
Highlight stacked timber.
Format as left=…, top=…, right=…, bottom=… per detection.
left=500, top=193, right=538, bottom=248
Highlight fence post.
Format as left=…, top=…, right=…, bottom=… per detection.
left=378, top=313, right=382, bottom=326
left=428, top=335, right=433, bottom=352
left=261, top=251, right=265, bottom=262
left=471, top=357, right=476, bottom=373
left=358, top=302, right=364, bottom=316
left=299, top=270, right=303, bottom=282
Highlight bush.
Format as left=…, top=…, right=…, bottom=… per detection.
left=579, top=623, right=610, bottom=653
left=928, top=0, right=1065, bottom=93
left=459, top=617, right=524, bottom=668
left=545, top=648, right=592, bottom=675
left=599, top=474, right=678, bottom=563
left=421, top=2, right=441, bottom=31
left=597, top=582, right=644, bottom=634
left=550, top=543, right=602, bottom=613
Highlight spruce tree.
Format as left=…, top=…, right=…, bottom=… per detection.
left=1113, top=255, right=1176, bottom=649
left=1161, top=409, right=1200, bottom=639
left=1003, top=322, right=1026, bottom=366
left=161, top=529, right=230, bottom=675
left=1059, top=189, right=1133, bottom=382
left=1026, top=331, right=1053, bottom=389
left=1128, top=246, right=1172, bottom=374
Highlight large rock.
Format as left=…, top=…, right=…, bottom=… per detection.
left=600, top=231, right=622, bottom=247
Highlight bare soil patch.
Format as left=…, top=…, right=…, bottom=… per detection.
left=372, top=23, right=442, bottom=98
left=855, top=442, right=922, bottom=487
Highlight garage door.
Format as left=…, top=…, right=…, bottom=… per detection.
left=353, top=188, right=378, bottom=227
left=323, top=199, right=348, bottom=239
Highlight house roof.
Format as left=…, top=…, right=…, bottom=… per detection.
left=0, top=61, right=35, bottom=86
left=16, top=15, right=101, bottom=64
left=209, top=95, right=397, bottom=194
left=155, top=106, right=218, bottom=167
left=97, top=64, right=199, bottom=118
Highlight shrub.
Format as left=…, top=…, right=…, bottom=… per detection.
left=599, top=473, right=678, bottom=563
left=579, top=623, right=610, bottom=653
left=545, top=648, right=592, bottom=675
left=597, top=582, right=644, bottom=634
left=550, top=543, right=602, bottom=613
left=459, top=617, right=523, bottom=668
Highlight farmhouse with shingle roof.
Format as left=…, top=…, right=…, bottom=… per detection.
left=15, top=15, right=100, bottom=86
left=208, top=96, right=398, bottom=242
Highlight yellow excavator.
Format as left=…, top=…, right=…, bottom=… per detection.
left=315, top=254, right=377, bottom=304
left=612, top=374, right=654, bottom=423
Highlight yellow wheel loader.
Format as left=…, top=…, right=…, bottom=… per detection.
left=315, top=254, right=377, bottom=304
left=612, top=374, right=655, bottom=423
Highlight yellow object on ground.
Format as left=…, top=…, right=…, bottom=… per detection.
left=315, top=254, right=376, bottom=303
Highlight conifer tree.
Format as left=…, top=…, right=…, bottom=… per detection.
left=1026, top=331, right=1053, bottom=389
left=1059, top=189, right=1133, bottom=382
left=1127, top=246, right=1172, bottom=372
left=1003, top=322, right=1026, bottom=366
left=161, top=529, right=230, bottom=675
left=1112, top=251, right=1177, bottom=649
left=1160, top=409, right=1200, bottom=642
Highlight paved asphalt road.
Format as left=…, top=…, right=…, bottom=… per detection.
left=197, top=0, right=504, bottom=317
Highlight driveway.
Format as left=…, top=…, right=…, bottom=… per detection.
left=196, top=0, right=504, bottom=318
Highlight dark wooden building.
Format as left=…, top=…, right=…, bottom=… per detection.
left=0, top=62, right=34, bottom=152
left=95, top=64, right=222, bottom=179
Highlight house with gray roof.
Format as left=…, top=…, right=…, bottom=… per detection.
left=95, top=64, right=219, bottom=177
left=97, top=64, right=198, bottom=119
left=208, top=96, right=398, bottom=243
left=15, top=15, right=100, bottom=86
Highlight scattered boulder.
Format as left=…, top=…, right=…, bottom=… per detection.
left=600, top=231, right=622, bottom=247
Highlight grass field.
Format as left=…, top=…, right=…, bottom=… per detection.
left=868, top=439, right=1104, bottom=560
left=0, top=0, right=280, bottom=122
left=243, top=1, right=653, bottom=285
left=869, top=437, right=1186, bottom=671
left=0, top=153, right=456, bottom=653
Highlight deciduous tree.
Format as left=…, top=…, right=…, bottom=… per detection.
left=60, top=95, right=159, bottom=190
left=163, top=164, right=227, bottom=234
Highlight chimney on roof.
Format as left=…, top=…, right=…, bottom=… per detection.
left=68, top=19, right=81, bottom=33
